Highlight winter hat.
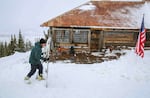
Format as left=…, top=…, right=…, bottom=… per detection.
left=40, top=38, right=46, bottom=44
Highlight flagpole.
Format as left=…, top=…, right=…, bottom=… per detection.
left=142, top=13, right=145, bottom=64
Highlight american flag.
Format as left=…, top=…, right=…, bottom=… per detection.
left=135, top=15, right=146, bottom=58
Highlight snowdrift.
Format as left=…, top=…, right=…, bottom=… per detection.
left=0, top=49, right=150, bottom=98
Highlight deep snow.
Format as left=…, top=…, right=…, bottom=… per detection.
left=0, top=49, right=150, bottom=98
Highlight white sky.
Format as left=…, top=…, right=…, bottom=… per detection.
left=0, top=0, right=89, bottom=34
left=0, top=0, right=145, bottom=35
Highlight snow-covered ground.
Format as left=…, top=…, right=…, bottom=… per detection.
left=0, top=49, right=150, bottom=98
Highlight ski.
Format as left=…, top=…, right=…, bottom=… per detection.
left=45, top=61, right=49, bottom=88
left=42, top=36, right=54, bottom=88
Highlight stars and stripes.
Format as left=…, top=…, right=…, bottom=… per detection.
left=135, top=15, right=146, bottom=58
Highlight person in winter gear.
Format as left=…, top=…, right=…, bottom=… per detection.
left=25, top=38, right=46, bottom=80
left=69, top=46, right=75, bottom=63
left=69, top=46, right=75, bottom=56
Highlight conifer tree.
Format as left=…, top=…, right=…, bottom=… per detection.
left=9, top=35, right=15, bottom=53
left=0, top=31, right=33, bottom=58
left=0, top=42, right=2, bottom=57
left=0, top=42, right=4, bottom=57
left=18, top=30, right=25, bottom=52
left=13, top=34, right=17, bottom=50
left=4, top=41, right=8, bottom=56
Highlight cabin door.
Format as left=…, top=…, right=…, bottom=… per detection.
left=91, top=30, right=100, bottom=51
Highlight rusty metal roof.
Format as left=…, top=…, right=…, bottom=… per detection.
left=41, top=1, right=150, bottom=29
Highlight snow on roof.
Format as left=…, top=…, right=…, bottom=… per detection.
left=108, top=1, right=150, bottom=28
left=41, top=0, right=150, bottom=29
left=78, top=2, right=96, bottom=11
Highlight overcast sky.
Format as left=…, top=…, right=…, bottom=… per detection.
left=0, top=0, right=89, bottom=35
left=0, top=0, right=144, bottom=37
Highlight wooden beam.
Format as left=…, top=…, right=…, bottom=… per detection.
left=88, top=30, right=91, bottom=52
left=99, top=30, right=104, bottom=51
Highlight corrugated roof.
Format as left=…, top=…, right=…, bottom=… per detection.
left=41, top=0, right=150, bottom=29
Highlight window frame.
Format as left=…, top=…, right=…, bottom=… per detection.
left=73, top=29, right=90, bottom=44
left=55, top=29, right=71, bottom=43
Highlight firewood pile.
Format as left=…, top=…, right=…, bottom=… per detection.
left=49, top=46, right=128, bottom=64
left=53, top=49, right=126, bottom=64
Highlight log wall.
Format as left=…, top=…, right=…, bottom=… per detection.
left=50, top=27, right=150, bottom=52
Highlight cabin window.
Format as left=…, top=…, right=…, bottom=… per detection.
left=73, top=30, right=88, bottom=43
left=146, top=32, right=150, bottom=41
left=55, top=30, right=70, bottom=43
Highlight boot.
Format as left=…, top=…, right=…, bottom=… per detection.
left=24, top=76, right=30, bottom=80
left=37, top=74, right=45, bottom=80
left=24, top=76, right=31, bottom=84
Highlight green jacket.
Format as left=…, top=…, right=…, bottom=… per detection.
left=29, top=42, right=42, bottom=65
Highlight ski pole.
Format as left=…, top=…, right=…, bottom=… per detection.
left=46, top=61, right=49, bottom=88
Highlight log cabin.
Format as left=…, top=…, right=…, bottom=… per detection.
left=41, top=0, right=150, bottom=52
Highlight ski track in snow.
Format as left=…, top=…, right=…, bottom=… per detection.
left=0, top=50, right=150, bottom=98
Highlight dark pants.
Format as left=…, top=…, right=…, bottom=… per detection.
left=27, top=64, right=43, bottom=78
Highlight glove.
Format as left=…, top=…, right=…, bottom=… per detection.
left=43, top=58, right=49, bottom=62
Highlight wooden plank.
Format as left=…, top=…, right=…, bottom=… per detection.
left=88, top=30, right=91, bottom=52
left=100, top=30, right=104, bottom=50
left=104, top=32, right=134, bottom=43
